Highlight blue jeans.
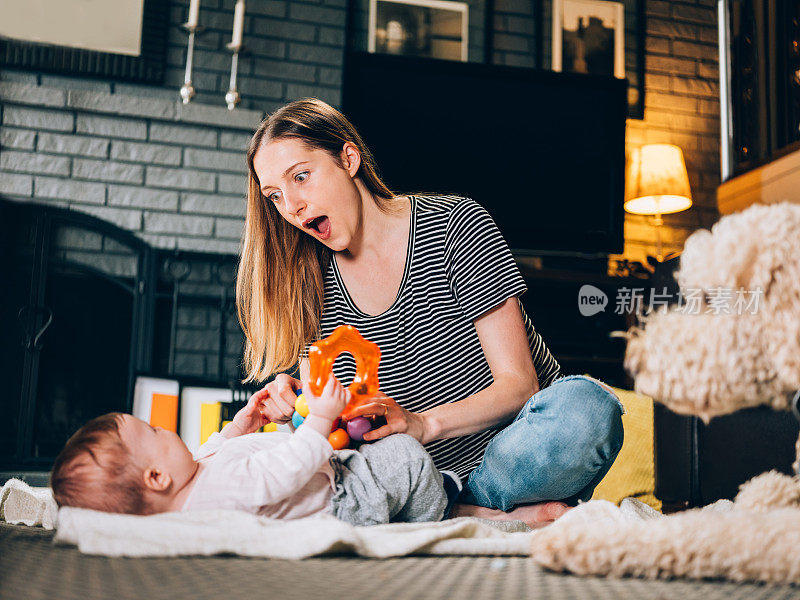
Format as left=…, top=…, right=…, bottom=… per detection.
left=458, top=374, right=625, bottom=511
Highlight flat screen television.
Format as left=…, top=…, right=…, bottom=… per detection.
left=342, top=51, right=627, bottom=256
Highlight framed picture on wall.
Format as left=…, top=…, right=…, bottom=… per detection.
left=551, top=0, right=625, bottom=79
left=0, top=0, right=168, bottom=82
left=368, top=0, right=469, bottom=62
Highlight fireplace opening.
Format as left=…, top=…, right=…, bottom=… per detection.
left=31, top=266, right=132, bottom=459
left=2, top=197, right=258, bottom=477
left=1, top=199, right=149, bottom=470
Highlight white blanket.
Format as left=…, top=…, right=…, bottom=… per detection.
left=55, top=508, right=537, bottom=557
left=1, top=477, right=660, bottom=559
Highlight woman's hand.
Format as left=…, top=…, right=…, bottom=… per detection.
left=228, top=390, right=270, bottom=436
left=257, top=373, right=301, bottom=424
left=347, top=392, right=430, bottom=444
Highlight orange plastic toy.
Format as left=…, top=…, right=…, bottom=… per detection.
left=308, top=325, right=381, bottom=422
left=327, top=428, right=350, bottom=450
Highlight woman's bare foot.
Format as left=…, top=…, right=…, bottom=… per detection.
left=450, top=501, right=572, bottom=529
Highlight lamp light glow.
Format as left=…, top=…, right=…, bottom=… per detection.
left=624, top=144, right=693, bottom=262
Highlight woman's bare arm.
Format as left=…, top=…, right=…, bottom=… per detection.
left=418, top=296, right=539, bottom=443
left=350, top=296, right=540, bottom=444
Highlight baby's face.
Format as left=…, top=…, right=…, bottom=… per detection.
left=117, top=414, right=196, bottom=482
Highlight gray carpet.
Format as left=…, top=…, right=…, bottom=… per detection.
left=1, top=522, right=797, bottom=599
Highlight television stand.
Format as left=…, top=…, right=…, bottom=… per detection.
left=516, top=261, right=650, bottom=389
left=519, top=254, right=612, bottom=275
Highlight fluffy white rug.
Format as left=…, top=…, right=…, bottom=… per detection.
left=530, top=497, right=800, bottom=584
left=0, top=478, right=57, bottom=529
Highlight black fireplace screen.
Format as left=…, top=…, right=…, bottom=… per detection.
left=1, top=198, right=258, bottom=471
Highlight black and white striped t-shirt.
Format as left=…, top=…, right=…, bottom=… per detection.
left=303, top=195, right=561, bottom=478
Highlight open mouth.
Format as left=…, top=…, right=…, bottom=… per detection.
left=304, top=215, right=330, bottom=238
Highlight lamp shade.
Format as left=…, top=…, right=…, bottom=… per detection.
left=624, top=144, right=692, bottom=215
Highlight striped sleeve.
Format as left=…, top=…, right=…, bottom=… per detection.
left=444, top=199, right=527, bottom=321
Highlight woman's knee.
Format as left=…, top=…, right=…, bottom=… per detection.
left=482, top=376, right=624, bottom=468
left=549, top=375, right=624, bottom=458
left=507, top=375, right=624, bottom=469
left=465, top=377, right=625, bottom=509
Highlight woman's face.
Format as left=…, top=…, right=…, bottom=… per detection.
left=252, top=137, right=362, bottom=251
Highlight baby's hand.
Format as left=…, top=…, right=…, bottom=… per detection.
left=304, top=376, right=350, bottom=422
left=228, top=390, right=270, bottom=437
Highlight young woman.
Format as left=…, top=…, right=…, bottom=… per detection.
left=236, top=98, right=624, bottom=525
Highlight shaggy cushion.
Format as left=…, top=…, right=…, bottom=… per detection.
left=624, top=201, right=800, bottom=421
left=590, top=384, right=661, bottom=512
left=530, top=501, right=800, bottom=584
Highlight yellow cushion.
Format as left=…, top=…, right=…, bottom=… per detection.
left=590, top=383, right=662, bottom=512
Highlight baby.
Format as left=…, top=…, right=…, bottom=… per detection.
left=50, top=376, right=456, bottom=525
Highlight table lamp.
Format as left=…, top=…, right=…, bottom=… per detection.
left=624, top=144, right=693, bottom=262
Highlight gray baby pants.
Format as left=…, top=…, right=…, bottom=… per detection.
left=329, top=433, right=447, bottom=526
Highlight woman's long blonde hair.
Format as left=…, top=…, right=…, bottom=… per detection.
left=237, top=98, right=399, bottom=383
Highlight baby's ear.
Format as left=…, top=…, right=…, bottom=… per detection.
left=143, top=467, right=172, bottom=492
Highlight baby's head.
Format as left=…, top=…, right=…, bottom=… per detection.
left=51, top=412, right=196, bottom=515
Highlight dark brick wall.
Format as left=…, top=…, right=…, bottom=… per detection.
left=1, top=0, right=720, bottom=264
left=162, top=0, right=347, bottom=110
left=623, top=0, right=720, bottom=262
left=0, top=82, right=260, bottom=254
